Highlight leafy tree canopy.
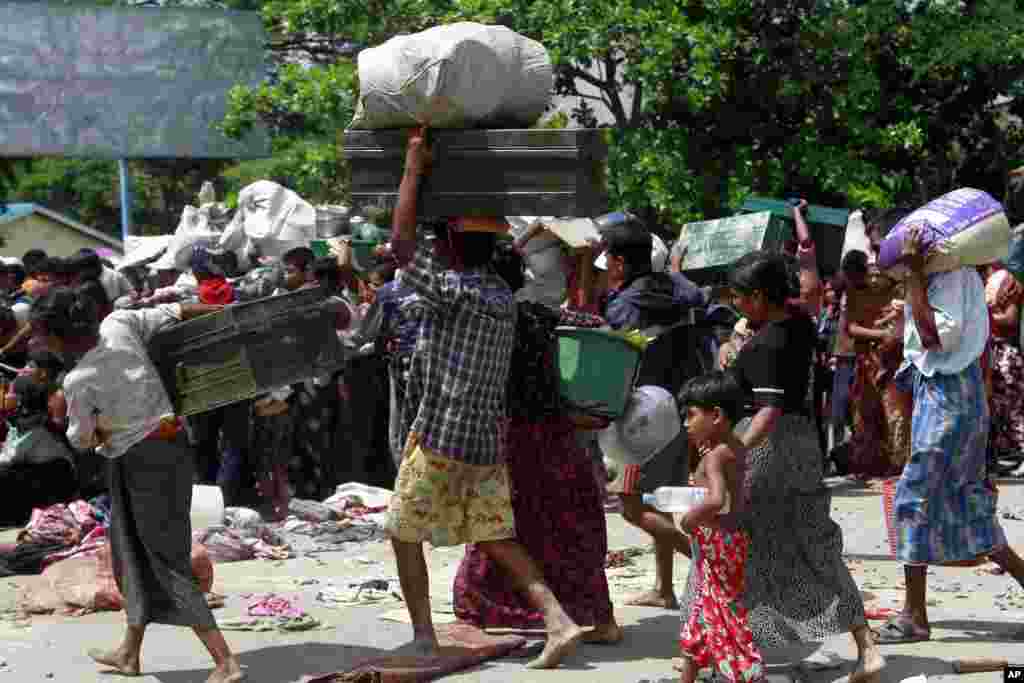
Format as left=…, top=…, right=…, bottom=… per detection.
left=6, top=0, right=1024, bottom=239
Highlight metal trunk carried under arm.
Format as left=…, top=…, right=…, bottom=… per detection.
left=148, top=287, right=347, bottom=417
left=341, top=128, right=610, bottom=218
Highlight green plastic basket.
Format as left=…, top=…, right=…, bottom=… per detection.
left=309, top=239, right=378, bottom=271
left=350, top=239, right=379, bottom=271
left=555, top=327, right=641, bottom=418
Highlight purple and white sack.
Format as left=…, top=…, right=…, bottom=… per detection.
left=877, top=188, right=1010, bottom=274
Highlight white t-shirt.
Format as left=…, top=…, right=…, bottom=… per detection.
left=64, top=304, right=182, bottom=458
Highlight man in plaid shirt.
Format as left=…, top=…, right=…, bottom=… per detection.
left=385, top=127, right=584, bottom=669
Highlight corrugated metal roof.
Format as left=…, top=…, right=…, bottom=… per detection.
left=0, top=203, right=38, bottom=223
left=0, top=202, right=122, bottom=250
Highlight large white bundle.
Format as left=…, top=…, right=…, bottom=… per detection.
left=351, top=22, right=553, bottom=130
left=118, top=235, right=174, bottom=271
left=150, top=205, right=223, bottom=272
left=218, top=180, right=316, bottom=263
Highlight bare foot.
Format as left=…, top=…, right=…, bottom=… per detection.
left=206, top=657, right=245, bottom=683
left=583, top=621, right=624, bottom=645
left=526, top=625, right=584, bottom=669
left=849, top=647, right=886, bottom=683
left=677, top=655, right=699, bottom=683
left=624, top=590, right=679, bottom=609
left=87, top=648, right=140, bottom=676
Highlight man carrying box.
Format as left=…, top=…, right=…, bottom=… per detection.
left=385, top=127, right=584, bottom=669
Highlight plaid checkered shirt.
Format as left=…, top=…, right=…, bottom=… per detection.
left=399, top=244, right=517, bottom=466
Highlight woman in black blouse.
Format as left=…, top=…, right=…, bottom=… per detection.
left=678, top=251, right=884, bottom=683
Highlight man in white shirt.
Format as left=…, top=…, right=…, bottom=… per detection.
left=870, top=218, right=1024, bottom=645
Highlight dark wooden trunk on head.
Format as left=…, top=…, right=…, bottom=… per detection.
left=342, top=128, right=610, bottom=218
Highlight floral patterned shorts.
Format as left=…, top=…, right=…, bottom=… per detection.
left=385, top=437, right=516, bottom=547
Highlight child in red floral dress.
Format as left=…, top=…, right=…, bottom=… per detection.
left=677, top=372, right=765, bottom=683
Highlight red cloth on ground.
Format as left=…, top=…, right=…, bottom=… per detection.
left=300, top=623, right=526, bottom=683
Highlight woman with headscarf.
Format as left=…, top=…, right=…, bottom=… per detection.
left=190, top=246, right=236, bottom=306
left=32, top=287, right=243, bottom=683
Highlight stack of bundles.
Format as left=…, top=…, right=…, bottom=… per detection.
left=217, top=180, right=317, bottom=264
left=876, top=188, right=1010, bottom=274
left=118, top=235, right=175, bottom=272
left=150, top=205, right=227, bottom=273
left=343, top=22, right=609, bottom=219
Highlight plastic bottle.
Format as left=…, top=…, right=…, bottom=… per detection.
left=641, top=486, right=708, bottom=513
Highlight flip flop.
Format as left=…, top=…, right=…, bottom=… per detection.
left=871, top=619, right=930, bottom=644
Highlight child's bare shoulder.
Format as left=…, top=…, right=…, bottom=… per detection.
left=708, top=440, right=742, bottom=461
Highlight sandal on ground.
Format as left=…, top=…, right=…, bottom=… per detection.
left=872, top=618, right=930, bottom=644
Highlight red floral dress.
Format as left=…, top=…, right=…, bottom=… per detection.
left=680, top=526, right=766, bottom=683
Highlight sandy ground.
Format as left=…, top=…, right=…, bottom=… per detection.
left=2, top=477, right=1024, bottom=683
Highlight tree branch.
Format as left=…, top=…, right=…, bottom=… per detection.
left=601, top=54, right=628, bottom=127
left=561, top=64, right=609, bottom=91
left=630, top=81, right=643, bottom=126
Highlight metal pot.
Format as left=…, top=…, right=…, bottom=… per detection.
left=316, top=204, right=351, bottom=238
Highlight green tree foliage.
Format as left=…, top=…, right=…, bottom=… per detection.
left=7, top=0, right=1024, bottom=239
left=8, top=158, right=122, bottom=235
left=231, top=0, right=1024, bottom=229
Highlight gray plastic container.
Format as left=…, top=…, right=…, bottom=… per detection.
left=342, top=128, right=610, bottom=218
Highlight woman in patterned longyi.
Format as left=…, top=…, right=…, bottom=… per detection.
left=984, top=264, right=1024, bottom=474
left=677, top=250, right=884, bottom=683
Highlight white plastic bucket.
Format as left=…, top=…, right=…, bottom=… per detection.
left=190, top=485, right=225, bottom=531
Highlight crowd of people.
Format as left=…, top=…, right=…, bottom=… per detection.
left=0, top=127, right=1022, bottom=682
left=813, top=210, right=1024, bottom=480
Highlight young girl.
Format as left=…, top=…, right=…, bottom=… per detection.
left=676, top=371, right=764, bottom=683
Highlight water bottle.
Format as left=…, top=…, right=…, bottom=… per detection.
left=641, top=486, right=708, bottom=513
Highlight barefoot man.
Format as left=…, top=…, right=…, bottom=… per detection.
left=595, top=218, right=709, bottom=608
left=36, top=287, right=243, bottom=683
left=385, top=127, right=584, bottom=669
